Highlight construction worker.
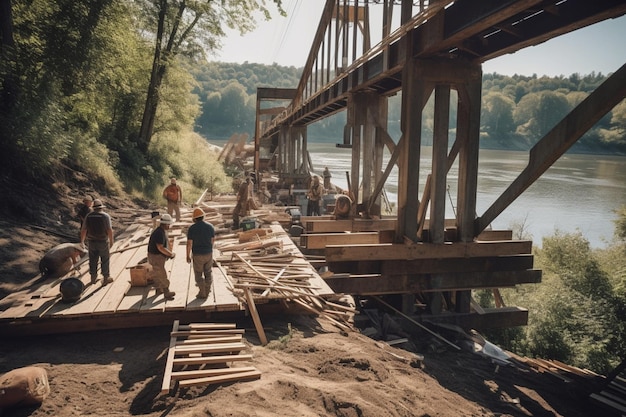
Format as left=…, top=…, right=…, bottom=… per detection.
left=80, top=199, right=114, bottom=286
left=39, top=243, right=87, bottom=280
left=147, top=214, right=176, bottom=300
left=307, top=175, right=324, bottom=216
left=186, top=208, right=215, bottom=299
left=162, top=177, right=182, bottom=222
left=233, top=176, right=252, bottom=229
left=323, top=167, right=332, bottom=190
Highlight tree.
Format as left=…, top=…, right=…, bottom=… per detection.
left=136, top=0, right=285, bottom=152
left=481, top=91, right=515, bottom=139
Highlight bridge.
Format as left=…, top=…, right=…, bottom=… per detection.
left=252, top=0, right=626, bottom=326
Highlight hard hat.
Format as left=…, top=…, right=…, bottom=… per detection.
left=92, top=199, right=105, bottom=208
left=192, top=208, right=205, bottom=219
left=72, top=243, right=88, bottom=254
left=60, top=277, right=84, bottom=303
left=160, top=214, right=174, bottom=224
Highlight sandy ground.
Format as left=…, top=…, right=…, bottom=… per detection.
left=0, top=175, right=606, bottom=417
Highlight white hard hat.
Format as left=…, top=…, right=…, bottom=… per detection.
left=160, top=214, right=174, bottom=225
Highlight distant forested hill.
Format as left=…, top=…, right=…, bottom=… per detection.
left=190, top=61, right=626, bottom=154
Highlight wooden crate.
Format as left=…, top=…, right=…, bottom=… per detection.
left=129, top=265, right=151, bottom=286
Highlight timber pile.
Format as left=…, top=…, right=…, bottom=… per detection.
left=161, top=321, right=260, bottom=395
left=213, top=226, right=356, bottom=339
left=506, top=350, right=603, bottom=384
left=249, top=208, right=292, bottom=227
left=589, top=358, right=626, bottom=416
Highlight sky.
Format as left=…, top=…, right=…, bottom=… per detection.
left=216, top=1, right=626, bottom=77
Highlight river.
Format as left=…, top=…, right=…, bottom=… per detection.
left=306, top=142, right=626, bottom=249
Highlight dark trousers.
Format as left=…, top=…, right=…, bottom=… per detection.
left=307, top=199, right=321, bottom=216
left=88, top=240, right=110, bottom=278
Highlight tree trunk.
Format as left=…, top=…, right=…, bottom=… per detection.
left=0, top=0, right=18, bottom=112
left=137, top=0, right=168, bottom=152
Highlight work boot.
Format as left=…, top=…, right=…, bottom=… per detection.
left=205, top=278, right=213, bottom=295
left=102, top=276, right=113, bottom=286
left=196, top=282, right=207, bottom=299
left=155, top=287, right=163, bottom=295
left=163, top=289, right=176, bottom=300
left=90, top=275, right=98, bottom=285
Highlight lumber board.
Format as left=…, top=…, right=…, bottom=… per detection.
left=174, top=342, right=246, bottom=355
left=103, top=239, right=152, bottom=314
left=0, top=287, right=60, bottom=320
left=305, top=218, right=397, bottom=233
left=590, top=393, right=626, bottom=414
left=476, top=229, right=513, bottom=241
left=162, top=237, right=192, bottom=311
left=177, top=369, right=261, bottom=388
left=378, top=255, right=534, bottom=275
left=184, top=271, right=218, bottom=311
left=176, top=335, right=242, bottom=345
left=306, top=219, right=353, bottom=232
left=324, top=269, right=541, bottom=295
left=161, top=320, right=181, bottom=394
left=170, top=329, right=245, bottom=338
left=301, top=232, right=381, bottom=249
left=244, top=288, right=268, bottom=346
left=325, top=240, right=533, bottom=262
left=172, top=354, right=253, bottom=366
left=327, top=254, right=534, bottom=275
left=180, top=323, right=238, bottom=330
left=171, top=366, right=258, bottom=381
left=209, top=266, right=241, bottom=312
left=81, top=241, right=145, bottom=315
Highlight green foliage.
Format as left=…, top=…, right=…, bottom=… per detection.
left=147, top=129, right=231, bottom=203
left=614, top=206, right=626, bottom=241
left=488, top=231, right=626, bottom=373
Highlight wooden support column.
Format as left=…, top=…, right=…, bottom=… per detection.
left=397, top=58, right=424, bottom=242
left=402, top=58, right=482, bottom=315
left=299, top=125, right=309, bottom=173
left=348, top=92, right=388, bottom=218
left=456, top=64, right=482, bottom=243
left=428, top=83, right=450, bottom=315
left=279, top=125, right=289, bottom=175
left=429, top=84, right=450, bottom=244
left=346, top=94, right=362, bottom=213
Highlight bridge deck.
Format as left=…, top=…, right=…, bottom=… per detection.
left=0, top=204, right=335, bottom=336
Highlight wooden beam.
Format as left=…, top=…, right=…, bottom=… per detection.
left=174, top=342, right=246, bottom=355
left=161, top=320, right=180, bottom=394
left=328, top=254, right=533, bottom=275
left=244, top=288, right=268, bottom=346
left=410, top=306, right=530, bottom=330
left=326, top=240, right=532, bottom=262
left=306, top=218, right=397, bottom=233
left=324, top=269, right=541, bottom=295
left=171, top=366, right=258, bottom=381
left=177, top=369, right=261, bottom=388
left=172, top=354, right=253, bottom=366
left=301, top=232, right=382, bottom=249
left=380, top=254, right=534, bottom=275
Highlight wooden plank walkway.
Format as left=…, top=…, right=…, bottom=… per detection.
left=0, top=203, right=335, bottom=336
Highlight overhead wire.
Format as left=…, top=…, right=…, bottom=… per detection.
left=271, top=0, right=302, bottom=64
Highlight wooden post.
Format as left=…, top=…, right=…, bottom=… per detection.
left=244, top=288, right=268, bottom=346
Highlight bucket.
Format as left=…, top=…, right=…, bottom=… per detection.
left=129, top=264, right=151, bottom=286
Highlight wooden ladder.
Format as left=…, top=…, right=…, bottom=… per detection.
left=161, top=320, right=261, bottom=395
